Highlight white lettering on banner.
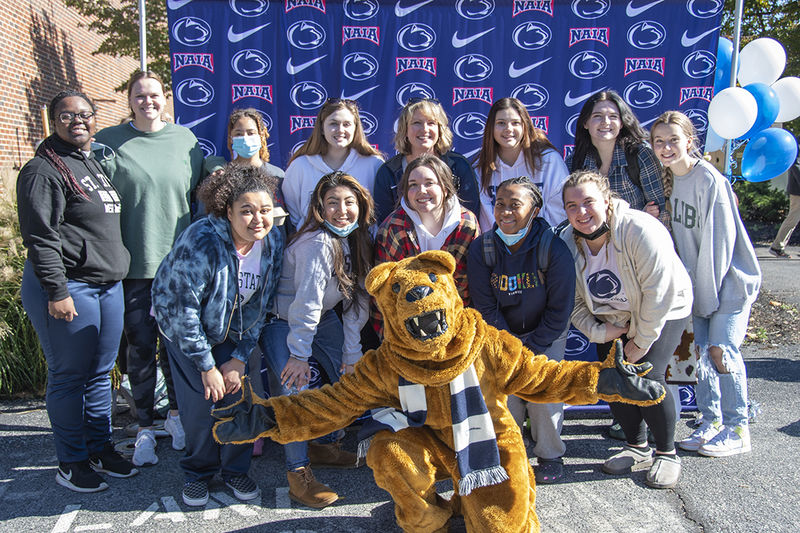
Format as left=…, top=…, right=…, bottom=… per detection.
left=287, top=20, right=326, bottom=49
left=229, top=0, right=269, bottom=17
left=686, top=0, right=723, bottom=19
left=171, top=17, right=212, bottom=47
left=344, top=52, right=380, bottom=80
left=285, top=0, right=326, bottom=14
left=396, top=57, right=436, bottom=76
left=624, top=81, right=663, bottom=108
left=452, top=112, right=487, bottom=140
left=624, top=57, right=666, bottom=76
left=511, top=83, right=549, bottom=111
left=679, top=86, right=714, bottom=105
left=175, top=78, right=214, bottom=107
left=512, top=22, right=551, bottom=50
left=232, top=84, right=274, bottom=103
left=397, top=23, right=436, bottom=52
left=196, top=138, right=217, bottom=157
left=231, top=50, right=271, bottom=78
left=452, top=88, right=493, bottom=106
left=395, top=82, right=436, bottom=106
left=568, top=27, right=610, bottom=47
left=359, top=111, right=378, bottom=136
left=625, top=0, right=664, bottom=18
left=627, top=20, right=667, bottom=49
left=290, top=82, right=327, bottom=109
left=290, top=116, right=317, bottom=134
left=342, top=26, right=380, bottom=45
left=512, top=0, right=553, bottom=17
left=685, top=108, right=709, bottom=133
left=344, top=0, right=379, bottom=20
left=568, top=51, right=607, bottom=79
left=454, top=54, right=493, bottom=82
left=571, top=0, right=611, bottom=19
left=173, top=53, right=214, bottom=72
left=530, top=116, right=549, bottom=133
left=682, top=50, right=715, bottom=78
left=455, top=0, right=495, bottom=20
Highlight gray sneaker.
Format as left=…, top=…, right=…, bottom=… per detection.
left=602, top=445, right=653, bottom=475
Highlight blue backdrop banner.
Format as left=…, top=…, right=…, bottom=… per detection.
left=167, top=0, right=723, bottom=167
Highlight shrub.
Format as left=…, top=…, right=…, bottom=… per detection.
left=733, top=179, right=789, bottom=225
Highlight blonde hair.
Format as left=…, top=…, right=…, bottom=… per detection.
left=562, top=170, right=616, bottom=269
left=226, top=108, right=271, bottom=163
left=649, top=111, right=702, bottom=207
left=393, top=99, right=453, bottom=155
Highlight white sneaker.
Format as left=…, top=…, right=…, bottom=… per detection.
left=164, top=414, right=186, bottom=450
left=678, top=420, right=722, bottom=451
left=698, top=425, right=751, bottom=457
left=132, top=429, right=159, bottom=466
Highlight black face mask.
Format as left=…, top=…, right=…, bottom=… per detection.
left=573, top=222, right=610, bottom=241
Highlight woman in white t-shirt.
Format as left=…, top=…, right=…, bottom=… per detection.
left=475, top=97, right=569, bottom=230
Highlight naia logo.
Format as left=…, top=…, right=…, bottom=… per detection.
left=563, top=145, right=576, bottom=160
left=530, top=116, right=549, bottom=132
left=512, top=1, right=553, bottom=17
left=453, top=88, right=493, bottom=105
left=232, top=85, right=273, bottom=103
left=285, top=0, right=325, bottom=13
left=679, top=86, right=714, bottom=105
left=396, top=58, right=436, bottom=76
left=290, top=116, right=317, bottom=134
left=569, top=27, right=610, bottom=47
left=624, top=57, right=665, bottom=76
left=342, top=26, right=379, bottom=45
left=173, top=53, right=214, bottom=72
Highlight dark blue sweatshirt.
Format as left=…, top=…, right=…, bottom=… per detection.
left=466, top=217, right=575, bottom=352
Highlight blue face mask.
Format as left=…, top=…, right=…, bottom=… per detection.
left=495, top=213, right=534, bottom=247
left=231, top=135, right=261, bottom=158
left=324, top=220, right=359, bottom=237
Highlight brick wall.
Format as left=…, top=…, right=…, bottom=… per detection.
left=0, top=0, right=143, bottom=200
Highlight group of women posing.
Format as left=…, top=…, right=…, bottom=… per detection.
left=18, top=73, right=758, bottom=508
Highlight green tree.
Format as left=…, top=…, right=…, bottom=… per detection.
left=723, top=0, right=800, bottom=135
left=63, top=0, right=170, bottom=90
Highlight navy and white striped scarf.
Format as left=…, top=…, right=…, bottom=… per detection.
left=357, top=363, right=508, bottom=495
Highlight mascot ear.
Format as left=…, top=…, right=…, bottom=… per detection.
left=366, top=261, right=398, bottom=297
left=415, top=250, right=456, bottom=275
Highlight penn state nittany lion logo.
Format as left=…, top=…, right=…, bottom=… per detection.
left=587, top=269, right=622, bottom=299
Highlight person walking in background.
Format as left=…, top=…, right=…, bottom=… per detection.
left=151, top=164, right=284, bottom=507
left=651, top=111, right=761, bottom=458
left=769, top=136, right=800, bottom=258
left=94, top=71, right=224, bottom=466
left=18, top=90, right=137, bottom=492
left=467, top=176, right=575, bottom=484
left=373, top=98, right=480, bottom=225
left=475, top=97, right=569, bottom=230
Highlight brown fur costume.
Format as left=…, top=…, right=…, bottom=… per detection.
left=213, top=251, right=663, bottom=532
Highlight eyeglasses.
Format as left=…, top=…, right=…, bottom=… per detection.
left=325, top=98, right=357, bottom=106
left=406, top=97, right=440, bottom=106
left=58, top=111, right=95, bottom=124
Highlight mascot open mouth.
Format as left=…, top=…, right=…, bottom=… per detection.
left=405, top=309, right=448, bottom=340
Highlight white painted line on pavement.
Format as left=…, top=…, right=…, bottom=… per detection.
left=275, top=486, right=292, bottom=514
left=210, top=491, right=259, bottom=516
left=131, top=502, right=158, bottom=526
left=203, top=497, right=221, bottom=520
left=74, top=523, right=112, bottom=531
left=51, top=504, right=80, bottom=533
left=13, top=465, right=56, bottom=471
left=158, top=496, right=186, bottom=522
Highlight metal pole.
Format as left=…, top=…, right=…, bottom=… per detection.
left=723, top=0, right=744, bottom=177
left=139, top=0, right=147, bottom=72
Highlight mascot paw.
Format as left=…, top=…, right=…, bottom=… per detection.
left=211, top=376, right=276, bottom=444
left=597, top=340, right=665, bottom=406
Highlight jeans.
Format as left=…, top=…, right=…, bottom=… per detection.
left=21, top=262, right=123, bottom=463
left=507, top=328, right=568, bottom=460
left=258, top=310, right=344, bottom=471
left=693, top=308, right=751, bottom=428
left=164, top=336, right=253, bottom=482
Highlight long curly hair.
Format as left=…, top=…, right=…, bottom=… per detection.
left=226, top=108, right=272, bottom=163
left=570, top=90, right=646, bottom=174
left=562, top=170, right=617, bottom=269
left=288, top=99, right=380, bottom=164
left=196, top=163, right=278, bottom=219
left=476, top=98, right=557, bottom=194
left=294, top=172, right=375, bottom=302
left=393, top=99, right=453, bottom=156
left=649, top=110, right=702, bottom=212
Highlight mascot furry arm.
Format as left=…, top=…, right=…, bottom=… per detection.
left=212, top=250, right=664, bottom=533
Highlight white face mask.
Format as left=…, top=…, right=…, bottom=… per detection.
left=231, top=135, right=261, bottom=158
left=495, top=211, right=534, bottom=247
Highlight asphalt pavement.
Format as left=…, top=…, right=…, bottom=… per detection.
left=1, top=245, right=798, bottom=533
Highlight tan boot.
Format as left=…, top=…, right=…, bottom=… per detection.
left=287, top=466, right=338, bottom=508
left=307, top=441, right=358, bottom=468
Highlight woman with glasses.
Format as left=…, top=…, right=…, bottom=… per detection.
left=93, top=70, right=224, bottom=468
left=282, top=99, right=383, bottom=230
left=18, top=90, right=137, bottom=493
left=373, top=98, right=480, bottom=226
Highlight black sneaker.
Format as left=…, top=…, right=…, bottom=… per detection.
left=182, top=480, right=209, bottom=507
left=769, top=247, right=792, bottom=258
left=224, top=474, right=260, bottom=501
left=56, top=461, right=109, bottom=493
left=90, top=444, right=139, bottom=478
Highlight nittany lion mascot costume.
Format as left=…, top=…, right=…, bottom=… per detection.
left=213, top=251, right=664, bottom=532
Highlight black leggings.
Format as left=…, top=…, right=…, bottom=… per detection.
left=597, top=318, right=685, bottom=453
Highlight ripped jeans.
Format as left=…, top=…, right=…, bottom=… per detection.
left=692, top=307, right=751, bottom=428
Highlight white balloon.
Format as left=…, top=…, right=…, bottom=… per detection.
left=707, top=87, right=758, bottom=139
left=772, top=77, right=800, bottom=123
left=738, top=38, right=786, bottom=86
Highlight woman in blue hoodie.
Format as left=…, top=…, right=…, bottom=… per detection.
left=151, top=164, right=284, bottom=508
left=466, top=176, right=575, bottom=484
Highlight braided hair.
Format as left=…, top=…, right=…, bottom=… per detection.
left=562, top=170, right=616, bottom=270
left=37, top=90, right=97, bottom=200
